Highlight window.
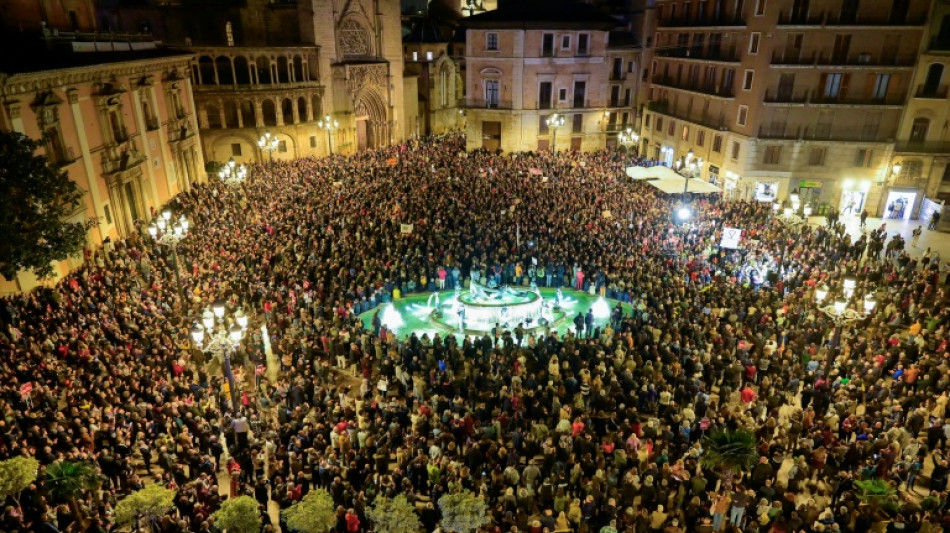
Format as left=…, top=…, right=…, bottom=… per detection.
left=573, top=81, right=586, bottom=108
left=713, top=134, right=723, bottom=152
left=754, top=0, right=767, bottom=16
left=861, top=112, right=882, bottom=140
left=103, top=204, right=112, bottom=225
left=562, top=35, right=572, bottom=49
left=808, top=147, right=826, bottom=166
left=231, top=143, right=242, bottom=156
left=412, top=51, right=418, bottom=61
left=763, top=145, right=781, bottom=164
left=871, top=74, right=890, bottom=101
left=558, top=88, right=567, bottom=101
left=539, top=116, right=549, bottom=134
left=668, top=120, right=675, bottom=136
left=310, top=136, right=317, bottom=148
left=910, top=117, right=930, bottom=143
left=721, top=69, right=735, bottom=94
left=278, top=140, right=287, bottom=153
left=485, top=80, right=500, bottom=107
left=737, top=105, right=748, bottom=126
left=539, top=81, right=553, bottom=109
left=854, top=149, right=873, bottom=167
left=656, top=117, right=664, bottom=132
left=731, top=141, right=741, bottom=159
left=573, top=114, right=583, bottom=133
left=542, top=33, right=555, bottom=57
left=749, top=33, right=760, bottom=55
left=226, top=21, right=234, bottom=46
left=645, top=114, right=652, bottom=128
left=628, top=61, right=635, bottom=73
left=682, top=125, right=690, bottom=141
left=697, top=130, right=706, bottom=147
left=743, top=70, right=754, bottom=91
left=426, top=51, right=434, bottom=61
left=486, top=32, right=498, bottom=51
left=577, top=34, right=589, bottom=55
left=823, top=73, right=843, bottom=99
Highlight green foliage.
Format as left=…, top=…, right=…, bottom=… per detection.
left=114, top=484, right=177, bottom=530
left=0, top=456, right=39, bottom=504
left=282, top=489, right=336, bottom=533
left=699, top=428, right=758, bottom=476
left=854, top=479, right=895, bottom=511
left=437, top=490, right=491, bottom=533
left=0, top=130, right=88, bottom=280
left=921, top=496, right=940, bottom=512
left=42, top=461, right=100, bottom=504
left=366, top=495, right=421, bottom=533
left=212, top=496, right=261, bottom=533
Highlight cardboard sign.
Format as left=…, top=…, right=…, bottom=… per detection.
left=400, top=224, right=414, bottom=235
left=20, top=382, right=32, bottom=397
left=720, top=227, right=742, bottom=249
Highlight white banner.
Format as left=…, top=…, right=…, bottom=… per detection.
left=720, top=227, right=742, bottom=249
left=400, top=224, right=413, bottom=235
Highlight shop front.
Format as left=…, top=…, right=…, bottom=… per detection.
left=883, top=189, right=918, bottom=220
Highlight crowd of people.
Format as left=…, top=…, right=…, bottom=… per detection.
left=1, top=133, right=949, bottom=533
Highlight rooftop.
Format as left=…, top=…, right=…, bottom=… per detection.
left=0, top=37, right=193, bottom=76
left=461, top=0, right=616, bottom=30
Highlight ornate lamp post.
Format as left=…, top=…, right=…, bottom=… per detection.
left=773, top=206, right=805, bottom=277
left=546, top=113, right=565, bottom=154
left=318, top=115, right=339, bottom=156
left=618, top=127, right=639, bottom=153
left=147, top=209, right=189, bottom=305
left=218, top=157, right=247, bottom=188
left=258, top=131, right=279, bottom=162
left=813, top=280, right=876, bottom=378
left=191, top=301, right=248, bottom=412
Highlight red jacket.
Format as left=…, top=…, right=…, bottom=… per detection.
left=345, top=513, right=360, bottom=532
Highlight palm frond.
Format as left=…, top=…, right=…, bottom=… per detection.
left=43, top=461, right=100, bottom=503
left=699, top=428, right=758, bottom=476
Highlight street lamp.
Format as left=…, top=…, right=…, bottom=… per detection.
left=546, top=113, right=565, bottom=154
left=258, top=131, right=279, bottom=162
left=191, top=302, right=249, bottom=412
left=147, top=210, right=189, bottom=306
left=813, top=282, right=876, bottom=378
left=618, top=127, right=639, bottom=152
left=218, top=157, right=247, bottom=188
left=318, top=115, right=339, bottom=156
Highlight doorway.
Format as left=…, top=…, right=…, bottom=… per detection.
left=357, top=118, right=369, bottom=151
left=884, top=191, right=916, bottom=220
left=481, top=121, right=501, bottom=151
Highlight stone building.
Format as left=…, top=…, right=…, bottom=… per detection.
left=403, top=12, right=466, bottom=136
left=99, top=0, right=413, bottom=163
left=891, top=0, right=950, bottom=227
left=462, top=0, right=623, bottom=153
left=641, top=0, right=930, bottom=216
left=0, top=3, right=202, bottom=293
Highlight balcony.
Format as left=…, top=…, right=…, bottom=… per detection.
left=894, top=141, right=950, bottom=153
left=815, top=53, right=915, bottom=68
left=655, top=47, right=741, bottom=63
left=915, top=85, right=949, bottom=99
left=610, top=72, right=627, bottom=81
left=764, top=89, right=904, bottom=107
left=465, top=99, right=514, bottom=110
left=658, top=16, right=745, bottom=28
left=824, top=14, right=926, bottom=27
left=770, top=51, right=818, bottom=66
left=777, top=11, right=825, bottom=26
left=648, top=105, right=729, bottom=131
left=758, top=124, right=802, bottom=139
left=758, top=125, right=891, bottom=143
left=651, top=76, right=734, bottom=99
left=929, top=37, right=950, bottom=52
left=764, top=89, right=809, bottom=104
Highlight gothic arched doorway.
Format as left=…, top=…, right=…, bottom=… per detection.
left=355, top=90, right=387, bottom=151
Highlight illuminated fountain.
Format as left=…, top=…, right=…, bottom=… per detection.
left=424, top=280, right=568, bottom=333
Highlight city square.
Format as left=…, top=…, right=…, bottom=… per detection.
left=1, top=1, right=950, bottom=533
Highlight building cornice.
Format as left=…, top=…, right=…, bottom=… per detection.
left=0, top=55, right=195, bottom=97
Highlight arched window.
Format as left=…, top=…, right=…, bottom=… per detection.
left=439, top=66, right=449, bottom=107
left=339, top=19, right=371, bottom=58
left=262, top=100, right=278, bottom=127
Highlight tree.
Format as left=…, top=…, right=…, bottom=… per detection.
left=0, top=130, right=88, bottom=281
left=0, top=456, right=39, bottom=507
left=114, top=484, right=176, bottom=533
left=437, top=490, right=491, bottom=533
left=854, top=479, right=895, bottom=515
left=699, top=428, right=757, bottom=486
left=282, top=489, right=336, bottom=533
left=366, top=495, right=421, bottom=533
left=212, top=495, right=261, bottom=533
left=43, top=461, right=101, bottom=527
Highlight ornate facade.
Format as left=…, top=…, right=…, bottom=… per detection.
left=0, top=52, right=202, bottom=293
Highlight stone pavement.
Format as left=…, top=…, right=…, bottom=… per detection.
left=805, top=214, right=950, bottom=263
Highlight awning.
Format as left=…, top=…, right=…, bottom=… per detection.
left=625, top=165, right=682, bottom=180
left=648, top=176, right=722, bottom=195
